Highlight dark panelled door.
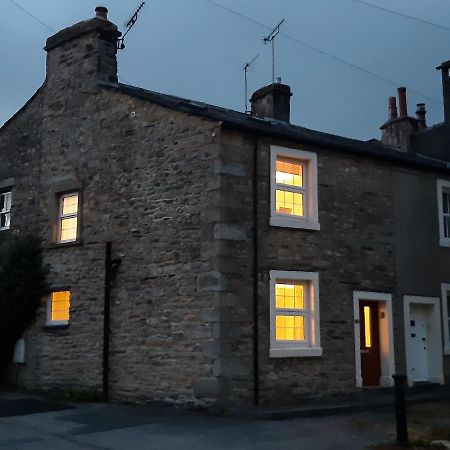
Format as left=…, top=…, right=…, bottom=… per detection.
left=359, top=301, right=381, bottom=387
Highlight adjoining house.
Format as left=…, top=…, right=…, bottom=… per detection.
left=1, top=7, right=449, bottom=408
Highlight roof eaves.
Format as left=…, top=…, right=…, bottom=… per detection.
left=99, top=81, right=450, bottom=175
left=0, top=84, right=44, bottom=133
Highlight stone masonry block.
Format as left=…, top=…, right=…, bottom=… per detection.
left=193, top=377, right=221, bottom=399
left=198, top=271, right=229, bottom=292
left=213, top=223, right=248, bottom=241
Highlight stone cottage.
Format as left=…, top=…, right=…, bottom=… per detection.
left=1, top=7, right=450, bottom=408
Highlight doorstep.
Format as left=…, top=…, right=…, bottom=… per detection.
left=224, top=385, right=450, bottom=420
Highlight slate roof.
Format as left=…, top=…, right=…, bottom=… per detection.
left=100, top=81, right=450, bottom=174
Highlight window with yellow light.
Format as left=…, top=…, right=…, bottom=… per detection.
left=270, top=270, right=321, bottom=358
left=275, top=158, right=305, bottom=217
left=58, top=193, right=79, bottom=243
left=48, top=291, right=70, bottom=325
left=274, top=282, right=306, bottom=342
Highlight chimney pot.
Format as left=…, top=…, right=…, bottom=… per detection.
left=95, top=6, right=108, bottom=20
left=276, top=77, right=282, bottom=84
left=416, top=103, right=427, bottom=130
left=398, top=87, right=408, bottom=117
left=388, top=96, right=398, bottom=119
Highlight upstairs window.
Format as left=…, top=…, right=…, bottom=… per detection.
left=58, top=193, right=79, bottom=243
left=270, top=146, right=320, bottom=230
left=269, top=270, right=322, bottom=358
left=442, top=284, right=450, bottom=355
left=438, top=180, right=450, bottom=247
left=47, top=290, right=70, bottom=326
left=0, top=191, right=11, bottom=231
left=275, top=158, right=305, bottom=217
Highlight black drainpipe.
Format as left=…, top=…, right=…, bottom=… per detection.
left=252, top=136, right=260, bottom=406
left=103, top=241, right=112, bottom=402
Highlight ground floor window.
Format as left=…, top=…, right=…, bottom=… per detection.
left=47, top=291, right=70, bottom=326
left=269, top=270, right=322, bottom=357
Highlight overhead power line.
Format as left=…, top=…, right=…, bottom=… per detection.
left=203, top=0, right=442, bottom=105
left=352, top=0, right=450, bottom=32
left=8, top=0, right=56, bottom=33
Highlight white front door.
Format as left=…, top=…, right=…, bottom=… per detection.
left=409, top=305, right=429, bottom=382
left=404, top=296, right=444, bottom=386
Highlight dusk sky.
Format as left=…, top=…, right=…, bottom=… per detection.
left=2, top=0, right=450, bottom=140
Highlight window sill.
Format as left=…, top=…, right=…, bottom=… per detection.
left=269, top=347, right=323, bottom=358
left=43, top=323, right=69, bottom=331
left=270, top=216, right=320, bottom=230
left=45, top=321, right=69, bottom=327
left=47, top=240, right=83, bottom=249
left=439, top=238, right=450, bottom=247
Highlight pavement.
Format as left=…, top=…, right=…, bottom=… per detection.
left=228, top=384, right=450, bottom=419
left=0, top=388, right=449, bottom=450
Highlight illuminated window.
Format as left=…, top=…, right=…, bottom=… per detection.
left=47, top=291, right=70, bottom=326
left=58, top=193, right=79, bottom=243
left=438, top=180, right=450, bottom=247
left=271, top=146, right=319, bottom=230
left=270, top=270, right=322, bottom=358
left=0, top=191, right=11, bottom=231
left=442, top=284, right=450, bottom=355
left=363, top=306, right=372, bottom=348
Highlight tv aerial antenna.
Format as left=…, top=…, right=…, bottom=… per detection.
left=117, top=2, right=146, bottom=50
left=244, top=54, right=259, bottom=113
left=263, top=19, right=285, bottom=83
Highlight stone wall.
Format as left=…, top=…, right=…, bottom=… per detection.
left=0, top=17, right=227, bottom=407
left=10, top=85, right=224, bottom=405
left=216, top=130, right=397, bottom=405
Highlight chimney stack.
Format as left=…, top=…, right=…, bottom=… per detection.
left=95, top=6, right=108, bottom=20
left=44, top=7, right=121, bottom=86
left=398, top=87, right=408, bottom=118
left=250, top=80, right=292, bottom=122
left=380, top=87, right=419, bottom=151
left=389, top=96, right=398, bottom=119
left=416, top=103, right=427, bottom=130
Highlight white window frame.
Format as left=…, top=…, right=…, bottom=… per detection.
left=437, top=179, right=450, bottom=247
left=269, top=270, right=322, bottom=358
left=270, top=146, right=320, bottom=230
left=441, top=283, right=450, bottom=355
left=0, top=191, right=12, bottom=231
left=57, top=192, right=79, bottom=243
left=46, top=291, right=70, bottom=327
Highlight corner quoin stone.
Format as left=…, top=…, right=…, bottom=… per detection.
left=197, top=272, right=229, bottom=292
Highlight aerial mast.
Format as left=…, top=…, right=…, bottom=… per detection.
left=244, top=54, right=259, bottom=113
left=117, top=2, right=146, bottom=50
left=263, top=19, right=285, bottom=83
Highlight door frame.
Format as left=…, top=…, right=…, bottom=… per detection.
left=403, top=296, right=444, bottom=386
left=353, top=291, right=395, bottom=388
